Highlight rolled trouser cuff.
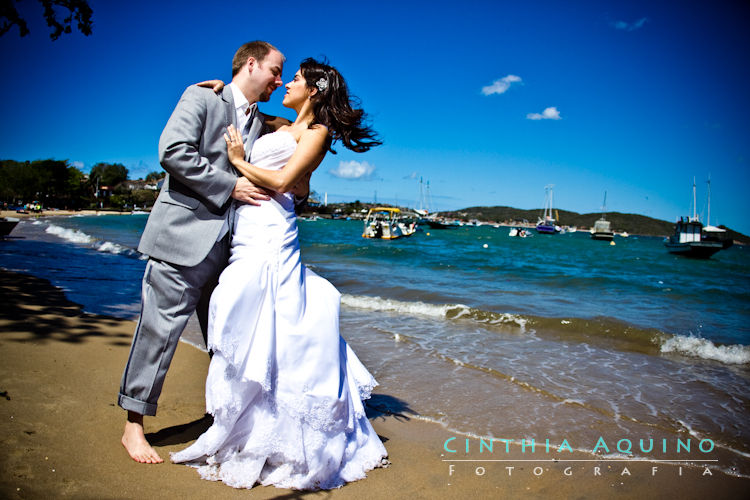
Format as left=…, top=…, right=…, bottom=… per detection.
left=118, top=393, right=158, bottom=416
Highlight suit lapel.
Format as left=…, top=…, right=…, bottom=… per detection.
left=245, top=109, right=265, bottom=160
left=221, top=85, right=265, bottom=161
left=221, top=86, right=237, bottom=130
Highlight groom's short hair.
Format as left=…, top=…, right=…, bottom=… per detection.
left=232, top=41, right=283, bottom=77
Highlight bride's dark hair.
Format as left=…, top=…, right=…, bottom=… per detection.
left=300, top=58, right=381, bottom=154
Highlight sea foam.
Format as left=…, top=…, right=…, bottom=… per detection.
left=340, top=294, right=453, bottom=318
left=96, top=240, right=129, bottom=255
left=45, top=223, right=141, bottom=258
left=45, top=224, right=97, bottom=244
left=340, top=294, right=527, bottom=329
left=660, top=334, right=750, bottom=364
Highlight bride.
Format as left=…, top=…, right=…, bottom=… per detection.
left=170, top=58, right=388, bottom=490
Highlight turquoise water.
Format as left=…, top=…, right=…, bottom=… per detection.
left=2, top=214, right=749, bottom=476
left=299, top=220, right=750, bottom=346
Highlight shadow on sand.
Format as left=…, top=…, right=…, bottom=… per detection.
left=0, top=269, right=133, bottom=346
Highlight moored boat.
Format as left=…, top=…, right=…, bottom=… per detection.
left=590, top=219, right=614, bottom=241
left=362, top=207, right=417, bottom=239
left=591, top=191, right=614, bottom=241
left=664, top=217, right=723, bottom=258
left=422, top=217, right=460, bottom=229
left=664, top=178, right=731, bottom=258
left=536, top=185, right=560, bottom=234
left=415, top=177, right=458, bottom=230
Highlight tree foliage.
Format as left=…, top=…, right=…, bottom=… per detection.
left=89, top=162, right=128, bottom=187
left=0, top=158, right=87, bottom=208
left=0, top=158, right=168, bottom=211
left=1, top=0, right=93, bottom=40
left=145, top=171, right=165, bottom=183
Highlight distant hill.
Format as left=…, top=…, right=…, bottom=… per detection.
left=436, top=206, right=749, bottom=244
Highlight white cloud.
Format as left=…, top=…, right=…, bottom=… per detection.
left=70, top=160, right=85, bottom=170
left=403, top=171, right=418, bottom=180
left=329, top=160, right=376, bottom=180
left=481, top=75, right=522, bottom=96
left=611, top=17, right=649, bottom=31
left=527, top=107, right=562, bottom=120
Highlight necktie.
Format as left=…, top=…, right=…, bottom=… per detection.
left=242, top=104, right=257, bottom=160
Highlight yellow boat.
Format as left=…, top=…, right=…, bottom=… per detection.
left=362, top=207, right=417, bottom=239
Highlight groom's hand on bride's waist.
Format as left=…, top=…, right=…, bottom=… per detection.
left=232, top=177, right=272, bottom=205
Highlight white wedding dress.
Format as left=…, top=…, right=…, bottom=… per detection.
left=171, top=131, right=387, bottom=489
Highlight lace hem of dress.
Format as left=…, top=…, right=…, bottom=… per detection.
left=171, top=383, right=387, bottom=490
left=204, top=361, right=378, bottom=430
left=189, top=441, right=388, bottom=490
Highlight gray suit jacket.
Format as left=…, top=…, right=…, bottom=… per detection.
left=138, top=85, right=266, bottom=267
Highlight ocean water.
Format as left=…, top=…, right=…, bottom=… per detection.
left=2, top=215, right=749, bottom=476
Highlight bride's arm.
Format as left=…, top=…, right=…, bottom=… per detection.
left=225, top=125, right=327, bottom=193
left=196, top=79, right=224, bottom=92
left=291, top=171, right=312, bottom=198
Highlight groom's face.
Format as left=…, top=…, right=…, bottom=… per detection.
left=251, top=50, right=284, bottom=102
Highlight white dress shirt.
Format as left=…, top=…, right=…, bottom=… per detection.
left=229, top=82, right=256, bottom=141
left=218, top=83, right=257, bottom=241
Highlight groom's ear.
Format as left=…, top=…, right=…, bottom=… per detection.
left=245, top=56, right=257, bottom=73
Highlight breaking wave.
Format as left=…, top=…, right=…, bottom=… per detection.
left=340, top=294, right=527, bottom=330
left=340, top=294, right=749, bottom=365
left=44, top=223, right=143, bottom=258
left=660, top=335, right=750, bottom=365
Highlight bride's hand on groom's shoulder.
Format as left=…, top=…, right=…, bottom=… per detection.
left=196, top=79, right=225, bottom=93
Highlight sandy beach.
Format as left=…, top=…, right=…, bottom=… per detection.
left=1, top=268, right=748, bottom=499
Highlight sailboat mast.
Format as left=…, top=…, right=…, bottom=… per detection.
left=418, top=177, right=423, bottom=213
left=426, top=181, right=433, bottom=214
left=691, top=177, right=697, bottom=222
left=707, top=176, right=711, bottom=226
left=543, top=184, right=555, bottom=221
left=551, top=188, right=554, bottom=220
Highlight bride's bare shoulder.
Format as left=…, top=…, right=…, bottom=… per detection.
left=303, top=124, right=329, bottom=139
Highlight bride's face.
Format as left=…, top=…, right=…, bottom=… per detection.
left=282, top=70, right=313, bottom=109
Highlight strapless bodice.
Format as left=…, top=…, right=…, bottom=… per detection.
left=234, top=130, right=298, bottom=223
left=232, top=131, right=299, bottom=259
left=250, top=130, right=297, bottom=171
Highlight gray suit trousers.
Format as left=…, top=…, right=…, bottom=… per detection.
left=118, top=235, right=229, bottom=416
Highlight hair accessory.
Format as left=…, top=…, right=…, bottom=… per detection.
left=315, top=78, right=328, bottom=92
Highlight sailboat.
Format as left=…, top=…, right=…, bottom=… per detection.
left=700, top=177, right=733, bottom=250
left=664, top=177, right=732, bottom=258
left=536, top=185, right=560, bottom=234
left=417, top=178, right=459, bottom=229
left=590, top=191, right=614, bottom=241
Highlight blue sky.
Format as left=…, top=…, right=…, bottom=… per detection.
left=1, top=0, right=749, bottom=233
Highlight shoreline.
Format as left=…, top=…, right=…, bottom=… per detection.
left=1, top=268, right=749, bottom=498
left=2, top=209, right=140, bottom=220
left=7, top=210, right=740, bottom=244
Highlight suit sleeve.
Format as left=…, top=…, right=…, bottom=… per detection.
left=158, top=86, right=237, bottom=211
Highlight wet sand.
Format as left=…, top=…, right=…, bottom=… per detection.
left=1, top=269, right=748, bottom=499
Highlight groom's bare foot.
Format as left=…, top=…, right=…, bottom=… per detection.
left=121, top=411, right=163, bottom=463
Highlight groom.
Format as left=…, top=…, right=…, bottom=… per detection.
left=119, top=40, right=286, bottom=463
